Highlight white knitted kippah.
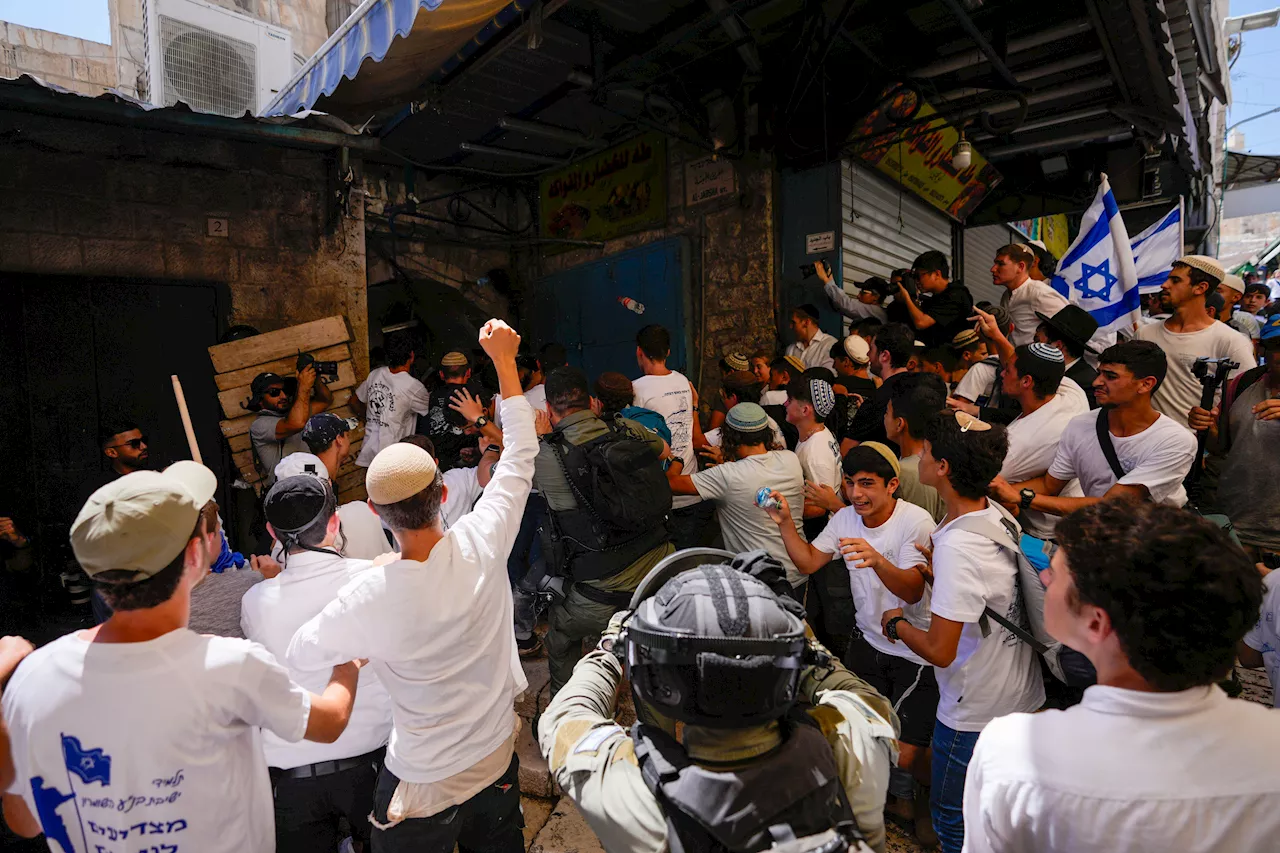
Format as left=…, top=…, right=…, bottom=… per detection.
left=367, top=443, right=439, bottom=505
left=1176, top=255, right=1225, bottom=284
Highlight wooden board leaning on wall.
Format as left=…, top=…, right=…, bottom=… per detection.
left=208, top=316, right=366, bottom=503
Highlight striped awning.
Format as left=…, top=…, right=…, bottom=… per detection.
left=263, top=0, right=527, bottom=120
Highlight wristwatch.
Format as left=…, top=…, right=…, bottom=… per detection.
left=885, top=616, right=907, bottom=641
left=1019, top=488, right=1036, bottom=510
left=473, top=415, right=490, bottom=430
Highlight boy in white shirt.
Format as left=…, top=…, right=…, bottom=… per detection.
left=880, top=412, right=1044, bottom=853
left=2, top=463, right=362, bottom=853
left=633, top=324, right=714, bottom=548
left=965, top=502, right=1276, bottom=852
left=993, top=343, right=1088, bottom=538
left=991, top=339, right=1197, bottom=514
left=352, top=334, right=433, bottom=466
left=991, top=243, right=1068, bottom=347
left=286, top=319, right=534, bottom=853
left=785, top=375, right=843, bottom=525
left=765, top=443, right=939, bottom=846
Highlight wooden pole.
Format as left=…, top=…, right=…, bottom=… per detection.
left=171, top=374, right=202, bottom=464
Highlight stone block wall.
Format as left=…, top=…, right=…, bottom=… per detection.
left=524, top=143, right=777, bottom=408
left=0, top=112, right=369, bottom=376
left=0, top=23, right=118, bottom=95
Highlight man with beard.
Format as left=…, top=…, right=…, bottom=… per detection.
left=82, top=420, right=153, bottom=503
left=247, top=363, right=333, bottom=487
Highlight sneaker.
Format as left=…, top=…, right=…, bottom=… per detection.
left=517, top=634, right=544, bottom=658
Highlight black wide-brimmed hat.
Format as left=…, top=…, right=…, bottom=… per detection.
left=1035, top=304, right=1099, bottom=354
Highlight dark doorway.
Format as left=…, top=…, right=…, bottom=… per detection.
left=0, top=274, right=226, bottom=635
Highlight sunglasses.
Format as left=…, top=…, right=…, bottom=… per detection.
left=109, top=437, right=147, bottom=450
left=263, top=387, right=287, bottom=398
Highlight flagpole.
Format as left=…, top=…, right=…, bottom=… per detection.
left=62, top=733, right=89, bottom=853
left=1179, top=195, right=1186, bottom=256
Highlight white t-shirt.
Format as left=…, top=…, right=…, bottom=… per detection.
left=1002, top=393, right=1088, bottom=538
left=337, top=500, right=393, bottom=559
left=760, top=388, right=789, bottom=407
left=1000, top=278, right=1069, bottom=347
left=633, top=371, right=701, bottom=510
left=795, top=426, right=842, bottom=491
left=963, top=685, right=1280, bottom=853
left=287, top=395, right=536, bottom=784
left=1243, top=572, right=1280, bottom=709
left=355, top=367, right=434, bottom=467
left=495, top=382, right=546, bottom=430
left=787, top=330, right=838, bottom=372
left=954, top=360, right=997, bottom=404
left=811, top=500, right=935, bottom=662
left=928, top=505, right=1045, bottom=732
left=690, top=451, right=808, bottom=587
left=1136, top=321, right=1257, bottom=428
left=241, top=551, right=391, bottom=770
left=1048, top=410, right=1196, bottom=506
left=3, top=629, right=310, bottom=853
left=442, top=466, right=484, bottom=529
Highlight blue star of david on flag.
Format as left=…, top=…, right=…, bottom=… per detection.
left=62, top=734, right=112, bottom=786
left=1074, top=259, right=1119, bottom=301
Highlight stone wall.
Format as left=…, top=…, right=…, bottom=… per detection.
left=525, top=143, right=777, bottom=405
left=0, top=23, right=117, bottom=95
left=363, top=164, right=521, bottom=325
left=0, top=112, right=369, bottom=376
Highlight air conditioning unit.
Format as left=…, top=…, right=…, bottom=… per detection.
left=143, top=0, right=293, bottom=117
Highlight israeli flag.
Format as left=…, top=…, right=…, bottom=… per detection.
left=1130, top=203, right=1182, bottom=295
left=1049, top=173, right=1140, bottom=349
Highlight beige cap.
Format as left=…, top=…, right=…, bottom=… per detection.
left=441, top=351, right=469, bottom=368
left=367, top=442, right=439, bottom=505
left=1175, top=255, right=1225, bottom=284
left=71, top=462, right=218, bottom=580
left=842, top=335, right=870, bottom=364
left=1221, top=274, right=1245, bottom=295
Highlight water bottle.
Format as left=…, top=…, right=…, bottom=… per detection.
left=755, top=487, right=782, bottom=511
left=619, top=296, right=646, bottom=314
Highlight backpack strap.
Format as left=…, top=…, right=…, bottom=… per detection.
left=944, top=514, right=1049, bottom=655
left=1217, top=366, right=1268, bottom=449
left=1094, top=408, right=1125, bottom=480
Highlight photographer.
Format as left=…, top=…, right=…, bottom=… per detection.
left=817, top=260, right=888, bottom=324
left=247, top=364, right=333, bottom=487
left=896, top=251, right=974, bottom=347
left=352, top=333, right=432, bottom=467
left=1136, top=256, right=1256, bottom=430
left=1190, top=315, right=1280, bottom=561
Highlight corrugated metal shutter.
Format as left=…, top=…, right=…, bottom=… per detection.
left=841, top=160, right=953, bottom=285
left=963, top=224, right=1021, bottom=307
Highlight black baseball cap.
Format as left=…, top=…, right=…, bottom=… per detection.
left=263, top=475, right=333, bottom=536
left=302, top=412, right=357, bottom=454
left=246, top=372, right=297, bottom=411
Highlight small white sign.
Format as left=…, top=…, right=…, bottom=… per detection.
left=684, top=156, right=736, bottom=206
left=207, top=217, right=229, bottom=238
left=806, top=230, right=835, bottom=254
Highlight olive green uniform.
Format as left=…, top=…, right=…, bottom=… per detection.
left=534, top=410, right=674, bottom=694
left=538, top=642, right=900, bottom=853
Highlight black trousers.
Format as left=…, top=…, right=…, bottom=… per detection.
left=271, top=751, right=381, bottom=853
left=371, top=754, right=524, bottom=853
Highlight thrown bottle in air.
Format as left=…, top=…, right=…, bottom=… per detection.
left=619, top=296, right=646, bottom=314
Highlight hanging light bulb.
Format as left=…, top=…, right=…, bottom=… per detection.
left=952, top=129, right=972, bottom=170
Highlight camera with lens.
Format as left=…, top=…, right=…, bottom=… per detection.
left=1191, top=356, right=1239, bottom=386
left=297, top=352, right=339, bottom=381
left=893, top=268, right=920, bottom=301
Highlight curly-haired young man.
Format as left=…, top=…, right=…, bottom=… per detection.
left=963, top=501, right=1276, bottom=852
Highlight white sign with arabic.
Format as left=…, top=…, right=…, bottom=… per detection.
left=684, top=156, right=736, bottom=206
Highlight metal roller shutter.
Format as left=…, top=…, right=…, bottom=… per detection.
left=963, top=224, right=1021, bottom=307
left=841, top=160, right=953, bottom=286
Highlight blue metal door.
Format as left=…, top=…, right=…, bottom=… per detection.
left=532, top=238, right=691, bottom=380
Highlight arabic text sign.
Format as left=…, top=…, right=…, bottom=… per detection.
left=540, top=133, right=667, bottom=246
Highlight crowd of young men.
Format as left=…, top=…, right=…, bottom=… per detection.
left=1, top=242, right=1278, bottom=853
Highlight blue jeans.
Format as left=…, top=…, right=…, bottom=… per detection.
left=931, top=720, right=980, bottom=853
